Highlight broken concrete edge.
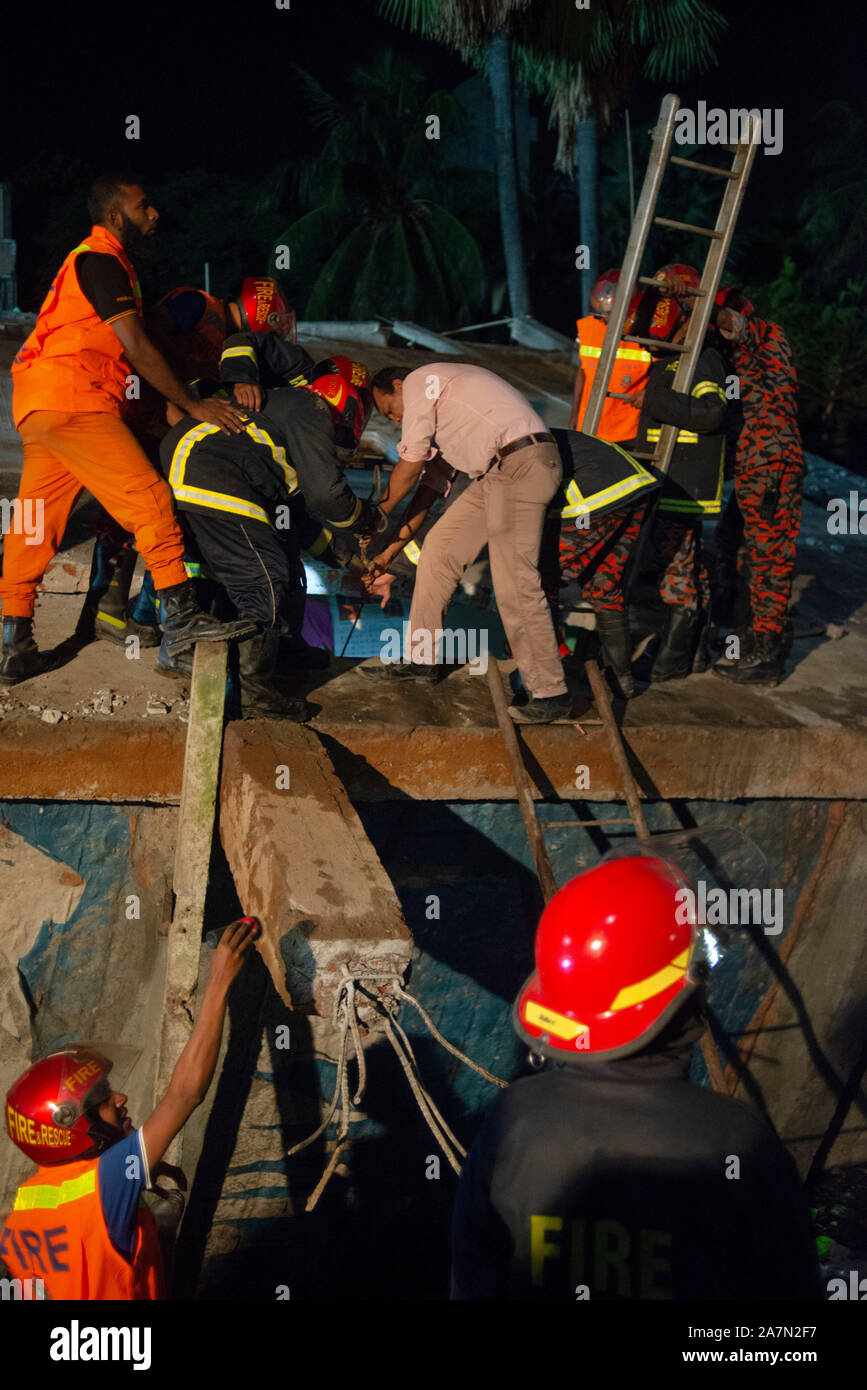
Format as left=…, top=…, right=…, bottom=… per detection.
left=0, top=719, right=865, bottom=802
left=219, top=723, right=413, bottom=1019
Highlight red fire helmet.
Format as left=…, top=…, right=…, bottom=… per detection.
left=6, top=1047, right=117, bottom=1167
left=624, top=290, right=643, bottom=335
left=653, top=263, right=701, bottom=292
left=715, top=285, right=755, bottom=318
left=237, top=277, right=296, bottom=340
left=589, top=269, right=624, bottom=317
left=304, top=355, right=373, bottom=448
left=513, top=857, right=700, bottom=1062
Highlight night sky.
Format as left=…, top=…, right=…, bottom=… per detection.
left=2, top=0, right=865, bottom=299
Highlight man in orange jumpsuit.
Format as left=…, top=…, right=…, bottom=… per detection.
left=0, top=174, right=254, bottom=685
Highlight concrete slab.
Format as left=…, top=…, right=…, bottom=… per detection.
left=219, top=723, right=413, bottom=1015
left=0, top=629, right=865, bottom=803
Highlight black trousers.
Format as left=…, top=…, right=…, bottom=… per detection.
left=180, top=510, right=304, bottom=631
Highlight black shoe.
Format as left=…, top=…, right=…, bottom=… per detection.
left=712, top=629, right=785, bottom=686
left=279, top=634, right=331, bottom=670
left=358, top=660, right=442, bottom=684
left=156, top=580, right=257, bottom=660
left=156, top=645, right=194, bottom=680
left=691, top=614, right=711, bottom=674
left=650, top=607, right=701, bottom=683
left=238, top=631, right=310, bottom=720
left=712, top=626, right=756, bottom=672
left=0, top=617, right=40, bottom=686
left=595, top=609, right=636, bottom=700
left=96, top=610, right=161, bottom=648
left=508, top=692, right=572, bottom=724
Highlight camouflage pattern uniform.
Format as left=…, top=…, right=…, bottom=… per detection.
left=714, top=317, right=805, bottom=634
left=652, top=514, right=711, bottom=612
left=556, top=504, right=646, bottom=612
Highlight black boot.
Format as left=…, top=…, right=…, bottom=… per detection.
left=156, top=645, right=194, bottom=680
left=95, top=546, right=138, bottom=645
left=650, top=606, right=701, bottom=683
left=712, top=625, right=756, bottom=673
left=156, top=580, right=257, bottom=663
left=359, top=660, right=442, bottom=684
left=238, top=630, right=310, bottom=720
left=279, top=633, right=331, bottom=670
left=712, top=628, right=785, bottom=686
left=595, top=609, right=636, bottom=699
left=0, top=617, right=40, bottom=686
left=691, top=612, right=711, bottom=674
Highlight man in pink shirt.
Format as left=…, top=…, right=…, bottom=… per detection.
left=362, top=363, right=569, bottom=722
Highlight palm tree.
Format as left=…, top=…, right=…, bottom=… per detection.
left=270, top=51, right=489, bottom=327
left=381, top=0, right=540, bottom=319
left=517, top=0, right=726, bottom=313
left=382, top=0, right=725, bottom=318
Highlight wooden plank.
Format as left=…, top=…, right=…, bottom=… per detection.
left=154, top=642, right=227, bottom=1166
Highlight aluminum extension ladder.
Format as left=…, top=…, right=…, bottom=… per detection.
left=581, top=92, right=761, bottom=473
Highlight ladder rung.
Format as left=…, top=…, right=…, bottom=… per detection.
left=637, top=276, right=707, bottom=296
left=623, top=335, right=682, bottom=351
left=607, top=391, right=643, bottom=401
left=628, top=451, right=656, bottom=460
left=654, top=216, right=721, bottom=238
left=669, top=155, right=737, bottom=178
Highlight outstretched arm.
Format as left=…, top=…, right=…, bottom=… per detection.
left=141, top=919, right=257, bottom=1167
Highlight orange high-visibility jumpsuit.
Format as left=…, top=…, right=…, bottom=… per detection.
left=0, top=224, right=187, bottom=618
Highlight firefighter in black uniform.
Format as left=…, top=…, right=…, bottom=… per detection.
left=451, top=856, right=821, bottom=1301
left=632, top=275, right=729, bottom=681
left=158, top=357, right=382, bottom=717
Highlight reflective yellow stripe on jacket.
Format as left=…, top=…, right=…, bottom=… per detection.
left=307, top=527, right=333, bottom=557
left=242, top=421, right=298, bottom=495
left=220, top=345, right=257, bottom=364
left=560, top=443, right=657, bottom=521
left=579, top=345, right=651, bottom=364
left=169, top=422, right=273, bottom=524
left=13, top=1169, right=96, bottom=1211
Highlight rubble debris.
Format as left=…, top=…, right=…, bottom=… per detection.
left=40, top=708, right=65, bottom=724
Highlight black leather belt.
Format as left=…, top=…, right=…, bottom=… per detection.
left=487, top=431, right=555, bottom=472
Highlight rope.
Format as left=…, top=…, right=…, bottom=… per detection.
left=286, top=968, right=505, bottom=1205
left=392, top=981, right=508, bottom=1089
left=379, top=1013, right=462, bottom=1174
left=385, top=1009, right=467, bottom=1162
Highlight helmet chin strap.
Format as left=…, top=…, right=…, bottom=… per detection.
left=82, top=1107, right=125, bottom=1157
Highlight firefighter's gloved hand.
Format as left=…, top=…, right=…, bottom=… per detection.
left=328, top=534, right=354, bottom=567
left=354, top=501, right=389, bottom=540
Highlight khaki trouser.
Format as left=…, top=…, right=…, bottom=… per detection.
left=407, top=441, right=566, bottom=698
